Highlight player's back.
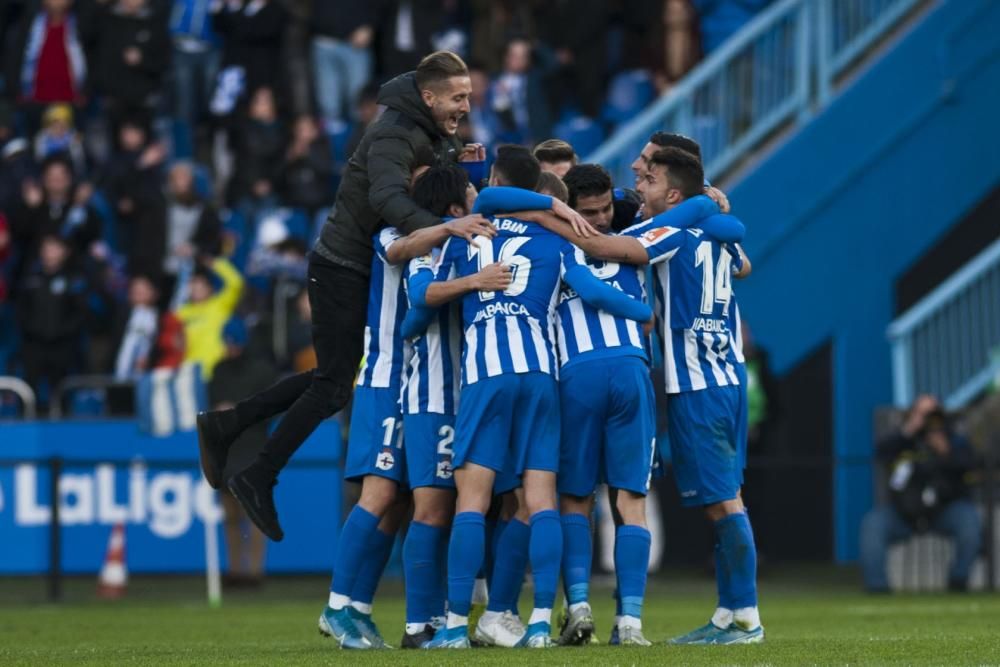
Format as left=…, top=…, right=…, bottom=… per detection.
left=440, top=215, right=564, bottom=385
left=652, top=228, right=741, bottom=393
left=556, top=248, right=648, bottom=369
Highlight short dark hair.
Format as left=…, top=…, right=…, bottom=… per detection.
left=412, top=165, right=470, bottom=217
left=562, top=163, right=612, bottom=208
left=493, top=144, right=541, bottom=190
left=649, top=132, right=702, bottom=162
left=40, top=153, right=74, bottom=178
left=533, top=139, right=577, bottom=165
left=415, top=51, right=469, bottom=90
left=648, top=147, right=704, bottom=199
left=536, top=171, right=568, bottom=203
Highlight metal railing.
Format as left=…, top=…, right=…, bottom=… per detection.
left=50, top=375, right=136, bottom=419
left=888, top=236, right=1000, bottom=409
left=0, top=376, right=37, bottom=419
left=587, top=0, right=929, bottom=186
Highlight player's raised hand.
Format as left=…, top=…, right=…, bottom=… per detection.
left=704, top=185, right=730, bottom=214
left=473, top=262, right=512, bottom=292
left=447, top=214, right=496, bottom=242
left=551, top=198, right=598, bottom=238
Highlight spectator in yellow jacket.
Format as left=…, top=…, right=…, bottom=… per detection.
left=176, top=257, right=243, bottom=380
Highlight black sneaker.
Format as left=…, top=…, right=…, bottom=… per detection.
left=227, top=464, right=284, bottom=541
left=197, top=409, right=242, bottom=489
left=401, top=625, right=436, bottom=649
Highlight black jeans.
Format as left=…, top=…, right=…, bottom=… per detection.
left=236, top=252, right=369, bottom=475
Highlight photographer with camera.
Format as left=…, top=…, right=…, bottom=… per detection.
left=860, top=395, right=982, bottom=592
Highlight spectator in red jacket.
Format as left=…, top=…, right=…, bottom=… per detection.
left=6, top=0, right=88, bottom=126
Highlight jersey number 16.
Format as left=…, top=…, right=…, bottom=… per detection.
left=469, top=236, right=533, bottom=301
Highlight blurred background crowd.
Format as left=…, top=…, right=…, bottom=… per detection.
left=0, top=0, right=773, bottom=414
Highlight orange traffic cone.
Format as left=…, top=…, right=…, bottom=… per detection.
left=97, top=523, right=128, bottom=599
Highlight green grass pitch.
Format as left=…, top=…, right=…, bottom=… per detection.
left=1, top=570, right=998, bottom=665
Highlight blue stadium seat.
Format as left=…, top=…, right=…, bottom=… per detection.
left=602, top=70, right=656, bottom=126
left=68, top=388, right=107, bottom=417
left=553, top=114, right=606, bottom=158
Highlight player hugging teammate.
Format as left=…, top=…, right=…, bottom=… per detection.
left=198, top=50, right=763, bottom=650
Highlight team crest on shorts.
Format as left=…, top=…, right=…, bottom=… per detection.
left=436, top=460, right=453, bottom=479
left=376, top=451, right=396, bottom=471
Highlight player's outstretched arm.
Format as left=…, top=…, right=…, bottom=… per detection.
left=474, top=186, right=552, bottom=216
left=401, top=266, right=439, bottom=338
left=475, top=187, right=596, bottom=237
left=563, top=265, right=652, bottom=323
left=423, top=263, right=513, bottom=307
left=400, top=303, right=437, bottom=339
left=515, top=210, right=651, bottom=264
left=696, top=213, right=745, bottom=244
left=637, top=195, right=719, bottom=231
left=385, top=215, right=496, bottom=264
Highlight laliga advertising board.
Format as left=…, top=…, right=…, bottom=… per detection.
left=0, top=420, right=343, bottom=574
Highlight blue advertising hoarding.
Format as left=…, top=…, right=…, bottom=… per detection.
left=0, top=420, right=343, bottom=574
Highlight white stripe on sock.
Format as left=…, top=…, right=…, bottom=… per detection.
left=350, top=601, right=372, bottom=615
left=528, top=608, right=552, bottom=626
left=446, top=611, right=468, bottom=630
left=328, top=592, right=350, bottom=610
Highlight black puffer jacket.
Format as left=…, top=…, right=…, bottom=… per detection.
left=315, top=72, right=462, bottom=274
left=89, top=2, right=171, bottom=107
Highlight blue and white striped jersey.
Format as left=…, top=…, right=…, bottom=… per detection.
left=624, top=219, right=741, bottom=394
left=356, top=228, right=408, bottom=389
left=401, top=251, right=463, bottom=414
left=435, top=216, right=566, bottom=386
left=730, top=298, right=745, bottom=364
left=556, top=246, right=648, bottom=368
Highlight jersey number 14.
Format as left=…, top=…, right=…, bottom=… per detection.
left=694, top=241, right=732, bottom=316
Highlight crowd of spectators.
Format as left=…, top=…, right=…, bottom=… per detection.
left=0, top=0, right=771, bottom=414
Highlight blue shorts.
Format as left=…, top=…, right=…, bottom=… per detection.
left=558, top=356, right=656, bottom=497
left=453, top=372, right=560, bottom=476
left=493, top=463, right=522, bottom=496
left=402, top=412, right=456, bottom=489
left=666, top=385, right=741, bottom=507
left=345, top=386, right=407, bottom=486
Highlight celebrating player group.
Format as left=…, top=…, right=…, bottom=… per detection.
left=196, top=50, right=763, bottom=650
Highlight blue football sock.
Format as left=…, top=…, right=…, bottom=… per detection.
left=715, top=513, right=758, bottom=609
left=560, top=513, right=592, bottom=606
left=330, top=506, right=380, bottom=599
left=433, top=526, right=448, bottom=617
left=350, top=527, right=394, bottom=606
left=613, top=587, right=622, bottom=617
left=614, top=525, right=651, bottom=620
left=529, top=509, right=563, bottom=612
left=447, top=511, right=485, bottom=618
left=715, top=538, right=734, bottom=609
left=482, top=516, right=499, bottom=585
left=487, top=518, right=529, bottom=613
left=403, top=521, right=444, bottom=624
